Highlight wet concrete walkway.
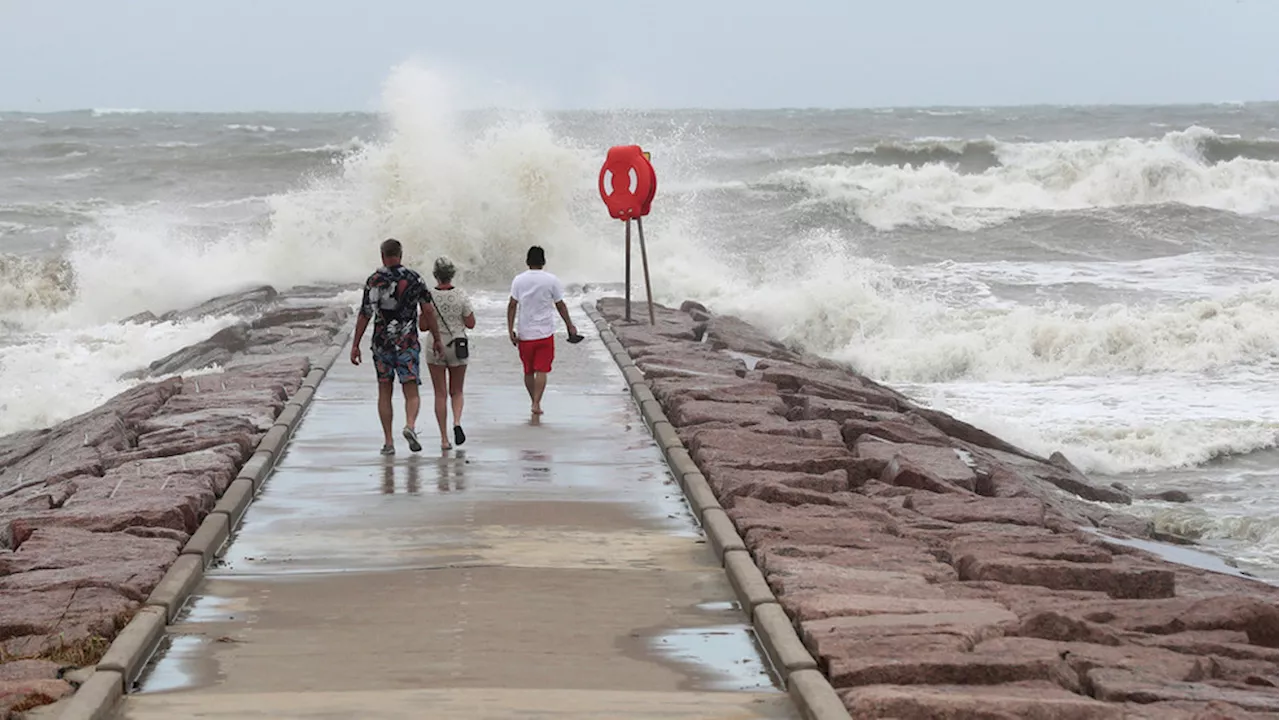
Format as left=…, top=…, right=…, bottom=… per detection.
left=114, top=297, right=799, bottom=719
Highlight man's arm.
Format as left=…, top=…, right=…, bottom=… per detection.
left=507, top=297, right=519, bottom=346
left=350, top=283, right=372, bottom=364
left=554, top=300, right=577, bottom=336
left=352, top=313, right=370, bottom=345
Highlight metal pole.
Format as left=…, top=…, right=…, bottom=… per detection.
left=624, top=218, right=632, bottom=321
left=636, top=217, right=655, bottom=325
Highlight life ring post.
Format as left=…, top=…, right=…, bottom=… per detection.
left=636, top=216, right=655, bottom=325
left=625, top=218, right=633, bottom=321
left=598, top=144, right=658, bottom=325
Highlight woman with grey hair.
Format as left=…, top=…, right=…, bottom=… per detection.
left=426, top=256, right=475, bottom=450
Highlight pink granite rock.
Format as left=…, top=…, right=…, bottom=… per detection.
left=784, top=394, right=899, bottom=423
left=0, top=586, right=136, bottom=659
left=841, top=682, right=1124, bottom=720
left=757, top=363, right=909, bottom=409
left=703, top=465, right=849, bottom=500
left=635, top=351, right=748, bottom=380
left=843, top=415, right=955, bottom=448
left=904, top=493, right=1047, bottom=527
left=698, top=314, right=803, bottom=363
left=667, top=399, right=785, bottom=428
left=0, top=677, right=74, bottom=718
left=688, top=428, right=858, bottom=476
left=0, top=527, right=180, bottom=602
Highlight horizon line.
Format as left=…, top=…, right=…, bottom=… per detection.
left=3, top=99, right=1278, bottom=115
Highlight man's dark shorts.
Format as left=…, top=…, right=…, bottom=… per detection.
left=373, top=346, right=421, bottom=384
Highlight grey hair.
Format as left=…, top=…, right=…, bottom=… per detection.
left=432, top=256, right=457, bottom=282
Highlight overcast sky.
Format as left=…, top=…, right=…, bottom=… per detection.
left=1, top=0, right=1276, bottom=112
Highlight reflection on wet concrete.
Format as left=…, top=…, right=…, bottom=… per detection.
left=377, top=451, right=473, bottom=494
left=520, top=449, right=552, bottom=483
left=135, top=636, right=212, bottom=694
left=438, top=450, right=468, bottom=492
left=649, top=625, right=777, bottom=692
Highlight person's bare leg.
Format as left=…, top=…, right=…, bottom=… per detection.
left=403, top=380, right=421, bottom=430
left=531, top=371, right=547, bottom=415
left=449, top=365, right=467, bottom=438
left=377, top=381, right=394, bottom=447
left=449, top=366, right=467, bottom=424
left=428, top=364, right=449, bottom=449
left=524, top=373, right=535, bottom=404
left=401, top=378, right=424, bottom=452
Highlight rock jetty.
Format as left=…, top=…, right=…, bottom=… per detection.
left=0, top=285, right=353, bottom=718
left=597, top=297, right=1278, bottom=720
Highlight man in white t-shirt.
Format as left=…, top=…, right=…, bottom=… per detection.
left=507, top=245, right=577, bottom=415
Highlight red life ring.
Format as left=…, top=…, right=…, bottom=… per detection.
left=598, top=145, right=657, bottom=220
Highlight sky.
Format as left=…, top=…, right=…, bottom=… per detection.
left=0, top=0, right=1276, bottom=112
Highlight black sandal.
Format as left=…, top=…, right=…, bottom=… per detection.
left=453, top=425, right=466, bottom=446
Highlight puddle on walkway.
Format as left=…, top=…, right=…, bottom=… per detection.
left=177, top=590, right=257, bottom=624
left=648, top=624, right=779, bottom=692
left=695, top=600, right=739, bottom=613
left=134, top=635, right=215, bottom=694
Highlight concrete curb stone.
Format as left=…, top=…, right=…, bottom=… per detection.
left=631, top=383, right=657, bottom=405
left=755, top=602, right=818, bottom=675
left=582, top=298, right=850, bottom=720
left=651, top=422, right=683, bottom=454
left=256, top=425, right=289, bottom=458
left=236, top=450, right=275, bottom=492
left=144, top=554, right=203, bottom=622
left=666, top=448, right=700, bottom=485
left=725, top=549, right=775, bottom=618
left=788, top=669, right=851, bottom=720
left=638, top=399, right=666, bottom=428
left=682, top=470, right=722, bottom=520
left=181, top=512, right=229, bottom=565
left=55, top=670, right=123, bottom=720
left=301, top=367, right=326, bottom=389
left=273, top=403, right=303, bottom=433
left=213, top=477, right=255, bottom=529
left=286, top=385, right=316, bottom=410
left=701, top=507, right=747, bottom=561
left=621, top=368, right=645, bottom=388
left=96, top=606, right=166, bottom=692
left=316, top=346, right=341, bottom=370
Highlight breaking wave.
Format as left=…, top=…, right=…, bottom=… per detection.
left=769, top=127, right=1280, bottom=230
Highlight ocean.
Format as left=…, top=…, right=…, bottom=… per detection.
left=1, top=67, right=1276, bottom=580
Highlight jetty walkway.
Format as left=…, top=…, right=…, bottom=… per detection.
left=106, top=300, right=800, bottom=719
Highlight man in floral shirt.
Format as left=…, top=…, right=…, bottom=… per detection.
left=351, top=238, right=445, bottom=455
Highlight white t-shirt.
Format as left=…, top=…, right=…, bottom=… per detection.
left=510, top=269, right=564, bottom=341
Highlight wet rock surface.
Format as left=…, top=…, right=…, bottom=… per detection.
left=599, top=298, right=1279, bottom=719
left=0, top=285, right=352, bottom=715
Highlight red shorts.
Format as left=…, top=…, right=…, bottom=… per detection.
left=518, top=335, right=555, bottom=374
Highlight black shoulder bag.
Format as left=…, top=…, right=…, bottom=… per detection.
left=430, top=293, right=469, bottom=360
